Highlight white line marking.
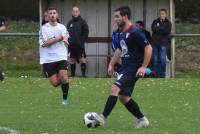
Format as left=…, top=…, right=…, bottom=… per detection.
left=0, top=126, right=20, bottom=134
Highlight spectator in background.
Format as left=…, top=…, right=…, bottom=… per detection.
left=135, top=20, right=155, bottom=78
left=42, top=11, right=49, bottom=25
left=0, top=18, right=6, bottom=81
left=67, top=6, right=89, bottom=77
left=135, top=20, right=151, bottom=44
left=151, top=9, right=171, bottom=78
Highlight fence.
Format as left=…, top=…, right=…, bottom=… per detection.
left=0, top=33, right=200, bottom=77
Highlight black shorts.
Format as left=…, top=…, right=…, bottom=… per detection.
left=114, top=66, right=139, bottom=96
left=69, top=45, right=86, bottom=62
left=43, top=60, right=68, bottom=78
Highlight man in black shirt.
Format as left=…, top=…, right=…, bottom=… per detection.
left=135, top=21, right=155, bottom=77
left=135, top=20, right=151, bottom=44
left=67, top=6, right=89, bottom=77
left=151, top=9, right=172, bottom=78
left=0, top=18, right=6, bottom=81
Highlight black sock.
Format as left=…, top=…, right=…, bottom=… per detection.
left=70, top=64, right=76, bottom=77
left=102, top=95, right=118, bottom=118
left=61, top=83, right=69, bottom=100
left=81, top=63, right=86, bottom=77
left=124, top=99, right=144, bottom=119
left=0, top=70, right=4, bottom=81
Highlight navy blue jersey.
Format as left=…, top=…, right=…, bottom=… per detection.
left=0, top=19, right=5, bottom=27
left=112, top=25, right=149, bottom=67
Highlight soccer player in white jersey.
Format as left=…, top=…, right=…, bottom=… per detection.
left=39, top=7, right=70, bottom=105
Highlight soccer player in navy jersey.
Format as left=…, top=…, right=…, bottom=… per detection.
left=92, top=6, right=152, bottom=128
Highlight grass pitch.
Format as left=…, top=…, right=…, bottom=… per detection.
left=0, top=77, right=200, bottom=134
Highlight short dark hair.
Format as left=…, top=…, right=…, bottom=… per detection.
left=47, top=7, right=58, bottom=12
left=115, top=6, right=131, bottom=20
left=72, top=5, right=79, bottom=8
left=159, top=8, right=167, bottom=13
left=136, top=20, right=144, bottom=27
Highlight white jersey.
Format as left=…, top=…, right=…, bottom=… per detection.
left=39, top=22, right=69, bottom=64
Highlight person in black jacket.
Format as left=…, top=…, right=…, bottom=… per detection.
left=42, top=11, right=49, bottom=25
left=0, top=18, right=6, bottom=81
left=151, top=9, right=171, bottom=78
left=135, top=20, right=155, bottom=77
left=67, top=6, right=89, bottom=77
left=135, top=20, right=152, bottom=44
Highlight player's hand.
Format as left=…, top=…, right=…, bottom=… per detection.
left=108, top=64, right=114, bottom=76
left=136, top=66, right=146, bottom=78
left=63, top=36, right=69, bottom=45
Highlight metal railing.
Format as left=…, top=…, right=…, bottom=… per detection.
left=0, top=33, right=200, bottom=77
left=1, top=32, right=200, bottom=37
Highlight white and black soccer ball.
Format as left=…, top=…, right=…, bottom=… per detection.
left=83, top=112, right=99, bottom=128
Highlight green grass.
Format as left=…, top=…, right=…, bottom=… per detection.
left=0, top=77, right=200, bottom=134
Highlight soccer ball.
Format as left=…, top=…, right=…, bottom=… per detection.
left=83, top=112, right=99, bottom=128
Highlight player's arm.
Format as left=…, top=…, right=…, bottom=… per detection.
left=136, top=44, right=152, bottom=77
left=0, top=26, right=6, bottom=32
left=42, top=36, right=64, bottom=47
left=108, top=49, right=121, bottom=76
left=62, top=26, right=70, bottom=45
left=81, top=20, right=89, bottom=43
left=134, top=32, right=152, bottom=77
left=142, top=44, right=152, bottom=68
left=0, top=19, right=6, bottom=32
left=151, top=20, right=159, bottom=33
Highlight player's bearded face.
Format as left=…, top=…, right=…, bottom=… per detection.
left=48, top=10, right=58, bottom=22
left=114, top=12, right=125, bottom=28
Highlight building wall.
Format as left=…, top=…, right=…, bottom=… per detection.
left=46, top=0, right=171, bottom=77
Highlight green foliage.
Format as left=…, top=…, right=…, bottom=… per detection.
left=175, top=23, right=200, bottom=48
left=0, top=37, right=40, bottom=71
left=5, top=20, right=39, bottom=33
left=0, top=0, right=39, bottom=20
left=175, top=0, right=200, bottom=21
left=0, top=20, right=40, bottom=72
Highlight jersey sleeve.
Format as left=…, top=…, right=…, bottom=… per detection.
left=39, top=27, right=48, bottom=46
left=112, top=31, right=121, bottom=52
left=133, top=31, right=149, bottom=48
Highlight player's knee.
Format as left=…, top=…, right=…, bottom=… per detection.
left=119, top=95, right=130, bottom=104
left=70, top=58, right=76, bottom=64
left=80, top=58, right=86, bottom=63
left=110, top=85, right=120, bottom=96
left=51, top=82, right=60, bottom=87
left=60, top=76, right=68, bottom=84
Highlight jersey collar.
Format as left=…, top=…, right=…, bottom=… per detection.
left=124, top=25, right=134, bottom=33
